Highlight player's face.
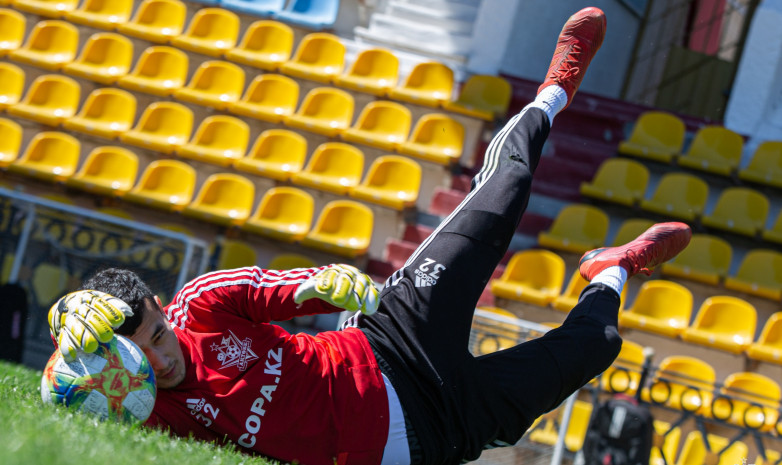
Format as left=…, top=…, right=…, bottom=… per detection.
left=130, top=297, right=186, bottom=389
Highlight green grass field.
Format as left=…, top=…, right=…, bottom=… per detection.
left=0, top=360, right=278, bottom=465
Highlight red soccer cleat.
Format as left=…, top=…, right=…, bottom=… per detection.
left=537, top=7, right=607, bottom=108
left=579, top=222, right=692, bottom=281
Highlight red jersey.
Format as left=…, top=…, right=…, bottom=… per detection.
left=143, top=266, right=389, bottom=465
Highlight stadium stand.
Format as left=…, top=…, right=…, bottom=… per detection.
left=701, top=187, right=769, bottom=238
left=537, top=204, right=609, bottom=254
left=300, top=199, right=374, bottom=258
left=639, top=172, right=708, bottom=222
left=676, top=125, right=744, bottom=177
left=617, top=111, right=686, bottom=163
left=123, top=159, right=197, bottom=212
left=0, top=117, right=22, bottom=168
left=8, top=131, right=79, bottom=183
left=182, top=172, right=256, bottom=227
left=709, top=371, right=780, bottom=431
left=284, top=86, right=354, bottom=137
left=63, top=87, right=137, bottom=139
left=579, top=158, right=650, bottom=207
left=350, top=155, right=421, bottom=210
left=280, top=32, right=345, bottom=83
left=443, top=74, right=512, bottom=121
left=388, top=61, right=454, bottom=107
left=681, top=295, right=757, bottom=354
left=490, top=249, right=566, bottom=306
left=659, top=234, right=733, bottom=286
left=7, top=74, right=81, bottom=126
left=120, top=101, right=194, bottom=154
left=723, top=249, right=782, bottom=300
left=225, top=19, right=294, bottom=71
left=230, top=73, right=299, bottom=123
left=242, top=186, right=314, bottom=242
left=117, top=46, right=189, bottom=97
left=170, top=8, right=240, bottom=57
left=397, top=112, right=464, bottom=165
left=63, top=32, right=133, bottom=85
left=233, top=128, right=307, bottom=181
left=174, top=60, right=245, bottom=111
left=8, top=19, right=78, bottom=71
left=292, top=141, right=364, bottom=195
left=177, top=115, right=251, bottom=167
left=335, top=47, right=399, bottom=96
left=341, top=99, right=412, bottom=151
left=65, top=146, right=139, bottom=197
left=619, top=280, right=693, bottom=338
left=738, top=140, right=782, bottom=189
left=641, top=355, right=716, bottom=414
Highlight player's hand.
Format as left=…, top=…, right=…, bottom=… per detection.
left=48, top=290, right=133, bottom=362
left=293, top=264, right=379, bottom=315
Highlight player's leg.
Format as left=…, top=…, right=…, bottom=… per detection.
left=470, top=222, right=692, bottom=452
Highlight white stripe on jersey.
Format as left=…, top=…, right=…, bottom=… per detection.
left=168, top=266, right=324, bottom=329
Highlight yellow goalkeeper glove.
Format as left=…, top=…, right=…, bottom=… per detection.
left=293, top=264, right=379, bottom=315
left=48, top=290, right=133, bottom=362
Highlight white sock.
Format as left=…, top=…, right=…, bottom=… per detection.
left=527, top=85, right=568, bottom=125
left=590, top=266, right=628, bottom=297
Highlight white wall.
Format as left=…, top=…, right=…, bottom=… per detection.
left=496, top=0, right=642, bottom=98
left=724, top=0, right=782, bottom=157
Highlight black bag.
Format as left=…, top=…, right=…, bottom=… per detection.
left=0, top=283, right=28, bottom=363
left=582, top=394, right=654, bottom=465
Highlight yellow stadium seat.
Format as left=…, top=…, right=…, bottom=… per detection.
left=650, top=421, right=682, bottom=465
left=701, top=187, right=769, bottom=237
left=471, top=307, right=521, bottom=355
left=341, top=100, right=412, bottom=151
left=8, top=74, right=80, bottom=126
left=528, top=400, right=593, bottom=452
left=747, top=312, right=782, bottom=364
left=537, top=204, right=609, bottom=254
left=710, top=372, right=780, bottom=431
left=117, top=46, right=188, bottom=97
left=119, top=101, right=193, bottom=154
left=443, top=74, right=512, bottom=121
left=229, top=73, right=299, bottom=124
left=724, top=249, right=782, bottom=300
left=233, top=129, right=307, bottom=181
left=611, top=218, right=655, bottom=246
left=674, top=431, right=747, bottom=465
left=66, top=0, right=133, bottom=29
left=242, top=186, right=314, bottom=242
left=292, top=142, right=364, bottom=195
left=183, top=173, right=255, bottom=227
left=284, top=87, right=354, bottom=138
left=9, top=20, right=78, bottom=71
left=8, top=131, right=79, bottom=182
left=552, top=269, right=627, bottom=313
left=65, top=146, right=138, bottom=197
left=660, top=234, right=732, bottom=286
left=267, top=253, right=315, bottom=270
left=639, top=172, right=708, bottom=222
left=174, top=60, right=245, bottom=111
left=580, top=158, right=650, bottom=207
left=13, top=0, right=78, bottom=17
left=490, top=249, right=566, bottom=306
left=350, top=155, right=421, bottom=210
left=336, top=48, right=399, bottom=96
left=63, top=87, right=137, bottom=139
left=171, top=8, right=239, bottom=57
left=32, top=263, right=72, bottom=307
left=677, top=126, right=743, bottom=176
left=0, top=9, right=25, bottom=56
left=619, top=280, right=693, bottom=338
left=225, top=20, right=294, bottom=71
left=756, top=450, right=782, bottom=465
left=118, top=0, right=186, bottom=43
left=397, top=113, right=464, bottom=165
left=763, top=211, right=782, bottom=245
left=738, top=141, right=782, bottom=189
left=682, top=296, right=756, bottom=354
left=280, top=32, right=345, bottom=84
left=124, top=159, right=195, bottom=212
left=177, top=115, right=250, bottom=167
left=0, top=62, right=24, bottom=110
left=214, top=239, right=257, bottom=270
left=618, top=111, right=686, bottom=163
left=388, top=61, right=454, bottom=107
left=601, top=339, right=645, bottom=396
left=301, top=200, right=374, bottom=258
left=643, top=355, right=715, bottom=414
left=63, top=32, right=133, bottom=85
left=0, top=118, right=22, bottom=168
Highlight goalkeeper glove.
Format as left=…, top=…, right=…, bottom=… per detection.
left=294, top=264, right=379, bottom=315
left=48, top=290, right=133, bottom=361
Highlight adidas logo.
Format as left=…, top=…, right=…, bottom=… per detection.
left=414, top=258, right=446, bottom=288
left=186, top=397, right=206, bottom=414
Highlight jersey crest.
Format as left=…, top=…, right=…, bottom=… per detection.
left=211, top=330, right=258, bottom=371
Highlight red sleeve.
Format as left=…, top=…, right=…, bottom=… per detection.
left=164, top=266, right=342, bottom=329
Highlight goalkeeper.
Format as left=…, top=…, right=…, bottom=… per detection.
left=48, top=7, right=691, bottom=465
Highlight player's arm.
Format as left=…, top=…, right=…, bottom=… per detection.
left=48, top=290, right=133, bottom=361
left=167, top=265, right=377, bottom=326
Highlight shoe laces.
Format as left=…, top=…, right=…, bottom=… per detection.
left=551, top=43, right=582, bottom=80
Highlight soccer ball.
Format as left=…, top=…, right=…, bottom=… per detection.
left=41, top=335, right=157, bottom=424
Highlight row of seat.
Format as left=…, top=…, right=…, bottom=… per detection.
left=492, top=247, right=782, bottom=355
left=0, top=6, right=511, bottom=120
left=618, top=110, right=782, bottom=189
left=6, top=0, right=340, bottom=32
left=581, top=159, right=782, bottom=241
left=0, top=64, right=468, bottom=165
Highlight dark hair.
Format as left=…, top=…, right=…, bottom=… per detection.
left=80, top=268, right=155, bottom=336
